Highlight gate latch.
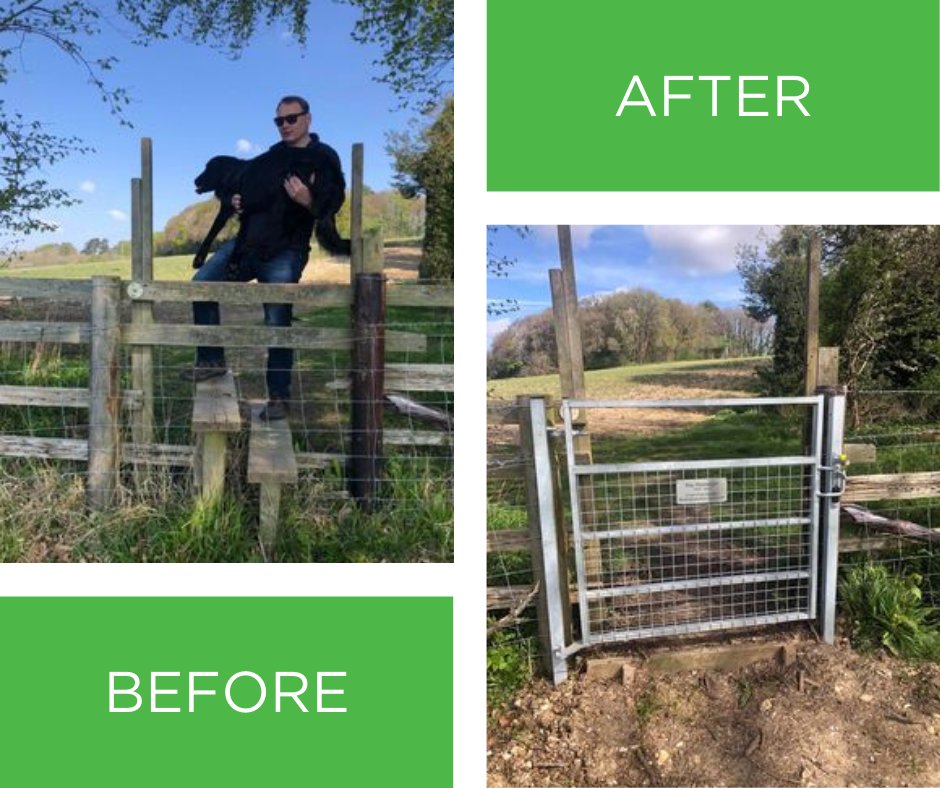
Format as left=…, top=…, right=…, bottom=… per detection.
left=818, top=452, right=848, bottom=500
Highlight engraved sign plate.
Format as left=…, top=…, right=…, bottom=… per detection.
left=676, top=478, right=727, bottom=505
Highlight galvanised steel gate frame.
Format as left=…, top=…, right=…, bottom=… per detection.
left=526, top=393, right=846, bottom=684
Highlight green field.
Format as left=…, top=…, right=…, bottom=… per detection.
left=3, top=254, right=194, bottom=281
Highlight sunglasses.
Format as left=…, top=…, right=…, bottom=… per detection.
left=273, top=111, right=308, bottom=127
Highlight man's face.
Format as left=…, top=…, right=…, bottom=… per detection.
left=275, top=101, right=311, bottom=146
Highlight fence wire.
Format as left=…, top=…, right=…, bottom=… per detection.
left=0, top=288, right=453, bottom=563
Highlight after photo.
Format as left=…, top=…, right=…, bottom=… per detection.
left=487, top=225, right=940, bottom=786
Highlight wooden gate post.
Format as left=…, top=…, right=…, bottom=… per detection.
left=130, top=140, right=155, bottom=450
left=88, top=276, right=122, bottom=510
left=349, top=228, right=385, bottom=510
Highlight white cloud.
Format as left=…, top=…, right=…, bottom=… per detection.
left=531, top=225, right=601, bottom=249
left=79, top=180, right=96, bottom=193
left=487, top=318, right=511, bottom=344
left=236, top=138, right=260, bottom=154
left=643, top=225, right=777, bottom=276
left=108, top=209, right=128, bottom=222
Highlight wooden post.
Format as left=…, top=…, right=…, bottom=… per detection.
left=557, top=226, right=586, bottom=400
left=88, top=276, right=122, bottom=510
left=349, top=229, right=385, bottom=510
left=804, top=232, right=821, bottom=396
left=350, top=143, right=364, bottom=280
left=130, top=159, right=155, bottom=454
left=519, top=395, right=572, bottom=679
left=818, top=346, right=840, bottom=387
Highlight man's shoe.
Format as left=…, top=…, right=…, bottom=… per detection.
left=259, top=398, right=289, bottom=421
left=180, top=362, right=228, bottom=383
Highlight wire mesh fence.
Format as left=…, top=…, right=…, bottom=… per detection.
left=840, top=388, right=940, bottom=624
left=0, top=277, right=454, bottom=563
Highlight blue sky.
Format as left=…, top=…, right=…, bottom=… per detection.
left=4, top=2, right=436, bottom=249
left=487, top=225, right=778, bottom=344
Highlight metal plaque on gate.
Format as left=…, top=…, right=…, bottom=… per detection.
left=676, top=478, right=727, bottom=505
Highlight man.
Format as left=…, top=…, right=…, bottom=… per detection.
left=182, top=95, right=345, bottom=421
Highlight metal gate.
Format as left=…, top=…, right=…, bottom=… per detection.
left=561, top=396, right=832, bottom=647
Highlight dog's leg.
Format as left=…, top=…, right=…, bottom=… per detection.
left=193, top=204, right=235, bottom=268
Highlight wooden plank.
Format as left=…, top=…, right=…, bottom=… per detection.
left=87, top=276, right=121, bottom=510
left=487, top=461, right=524, bottom=481
left=349, top=271, right=385, bottom=510
left=644, top=642, right=790, bottom=674
left=487, top=403, right=523, bottom=425
left=804, top=233, right=821, bottom=395
left=128, top=281, right=353, bottom=307
left=841, top=503, right=940, bottom=545
left=122, top=323, right=426, bottom=353
left=0, top=386, right=89, bottom=408
left=386, top=284, right=454, bottom=308
left=844, top=443, right=876, bottom=464
left=487, top=584, right=578, bottom=610
left=0, top=435, right=87, bottom=461
left=296, top=451, right=345, bottom=470
left=487, top=529, right=529, bottom=552
left=248, top=407, right=298, bottom=484
left=350, top=143, right=364, bottom=279
left=0, top=278, right=92, bottom=301
left=383, top=429, right=452, bottom=446
left=839, top=533, right=907, bottom=553
left=817, top=346, right=839, bottom=386
left=258, top=481, right=281, bottom=560
left=844, top=471, right=940, bottom=502
left=0, top=322, right=90, bottom=344
left=191, top=371, right=241, bottom=433
left=199, top=431, right=227, bottom=502
left=123, top=442, right=193, bottom=467
left=328, top=364, right=454, bottom=392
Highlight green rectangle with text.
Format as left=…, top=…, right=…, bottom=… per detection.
left=0, top=597, right=452, bottom=786
left=487, top=0, right=939, bottom=190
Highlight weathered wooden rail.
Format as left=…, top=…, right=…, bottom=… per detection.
left=0, top=139, right=454, bottom=547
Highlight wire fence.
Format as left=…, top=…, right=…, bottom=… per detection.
left=0, top=279, right=454, bottom=563
left=488, top=388, right=940, bottom=690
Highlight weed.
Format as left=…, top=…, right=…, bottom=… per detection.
left=840, top=563, right=940, bottom=660
left=736, top=676, right=755, bottom=708
left=487, top=627, right=532, bottom=708
left=635, top=686, right=659, bottom=726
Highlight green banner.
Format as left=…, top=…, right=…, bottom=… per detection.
left=0, top=597, right=452, bottom=786
left=488, top=0, right=940, bottom=190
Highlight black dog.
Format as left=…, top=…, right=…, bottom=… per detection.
left=192, top=144, right=350, bottom=275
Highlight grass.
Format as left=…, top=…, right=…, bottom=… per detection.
left=3, top=254, right=196, bottom=281
left=487, top=356, right=766, bottom=402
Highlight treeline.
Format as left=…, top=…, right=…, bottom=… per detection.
left=739, top=225, right=940, bottom=395
left=488, top=289, right=770, bottom=379
left=155, top=188, right=425, bottom=257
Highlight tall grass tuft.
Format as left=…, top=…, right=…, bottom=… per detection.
left=840, top=563, right=940, bottom=660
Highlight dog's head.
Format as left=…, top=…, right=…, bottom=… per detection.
left=194, top=155, right=245, bottom=195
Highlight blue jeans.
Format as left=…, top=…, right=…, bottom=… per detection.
left=192, top=239, right=307, bottom=400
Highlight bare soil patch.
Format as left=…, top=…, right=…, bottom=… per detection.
left=488, top=635, right=940, bottom=787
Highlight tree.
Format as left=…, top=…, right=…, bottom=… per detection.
left=81, top=237, right=109, bottom=256
left=486, top=225, right=530, bottom=316
left=341, top=0, right=453, bottom=110
left=388, top=96, right=452, bottom=280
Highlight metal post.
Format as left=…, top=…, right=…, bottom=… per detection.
left=529, top=397, right=569, bottom=684
left=817, top=386, right=847, bottom=644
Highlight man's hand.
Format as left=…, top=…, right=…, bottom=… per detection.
left=232, top=194, right=242, bottom=214
left=283, top=174, right=313, bottom=210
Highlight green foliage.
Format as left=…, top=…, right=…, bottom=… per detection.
left=840, top=563, right=940, bottom=661
left=388, top=97, right=453, bottom=280
left=487, top=627, right=532, bottom=708
left=342, top=0, right=454, bottom=109
left=489, top=287, right=770, bottom=379
left=635, top=686, right=660, bottom=726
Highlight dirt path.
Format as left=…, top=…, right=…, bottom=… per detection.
left=488, top=635, right=940, bottom=787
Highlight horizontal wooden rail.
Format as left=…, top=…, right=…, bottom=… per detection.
left=125, top=280, right=453, bottom=309
left=0, top=322, right=90, bottom=344
left=329, top=363, right=454, bottom=392
left=843, top=471, right=940, bottom=503
left=384, top=429, right=452, bottom=446
left=0, top=385, right=142, bottom=410
left=0, top=278, right=93, bottom=301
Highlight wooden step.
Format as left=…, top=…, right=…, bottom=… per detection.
left=248, top=405, right=298, bottom=484
left=191, top=371, right=241, bottom=434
